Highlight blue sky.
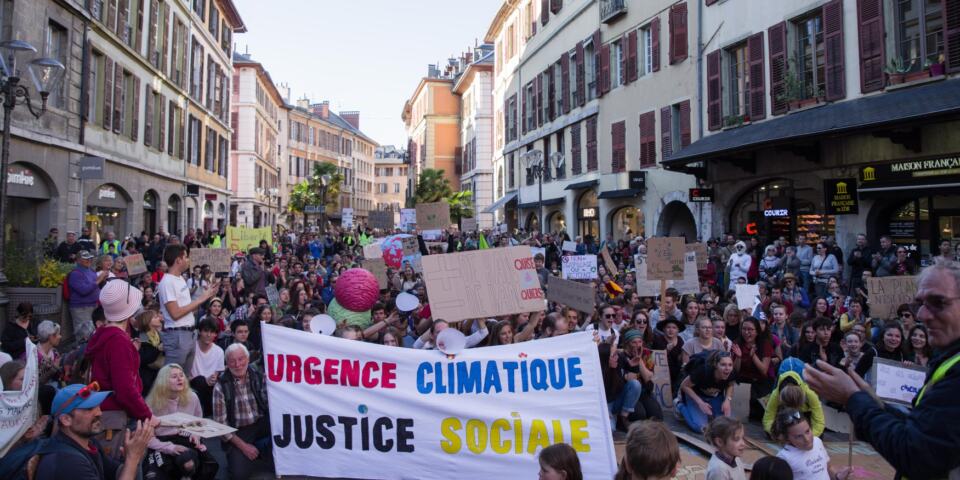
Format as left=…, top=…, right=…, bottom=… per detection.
left=232, top=0, right=502, bottom=148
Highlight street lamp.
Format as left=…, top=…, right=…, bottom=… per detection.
left=318, top=173, right=331, bottom=232
left=0, top=39, right=64, bottom=304
left=522, top=149, right=559, bottom=235
left=268, top=188, right=279, bottom=230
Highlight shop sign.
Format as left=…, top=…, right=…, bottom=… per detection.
left=889, top=221, right=915, bottom=238
left=860, top=154, right=960, bottom=185
left=762, top=197, right=790, bottom=217
left=823, top=178, right=859, bottom=215
left=628, top=171, right=646, bottom=191
left=185, top=184, right=200, bottom=197
left=7, top=166, right=34, bottom=186
left=205, top=193, right=218, bottom=201
left=98, top=186, right=117, bottom=200
left=580, top=207, right=598, bottom=219
left=689, top=188, right=714, bottom=203
left=79, top=156, right=105, bottom=180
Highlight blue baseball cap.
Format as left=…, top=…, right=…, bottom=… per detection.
left=52, top=383, right=111, bottom=417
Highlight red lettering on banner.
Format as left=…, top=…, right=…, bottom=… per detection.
left=361, top=362, right=380, bottom=388
left=304, top=357, right=322, bottom=384
left=341, top=360, right=360, bottom=386
left=520, top=288, right=545, bottom=300
left=265, top=354, right=398, bottom=390
left=514, top=258, right=535, bottom=270
left=286, top=354, right=302, bottom=383
left=382, top=362, right=397, bottom=388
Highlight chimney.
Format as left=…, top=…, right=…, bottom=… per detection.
left=311, top=101, right=330, bottom=119
left=276, top=82, right=291, bottom=103
left=340, top=111, right=360, bottom=130
left=296, top=97, right=310, bottom=109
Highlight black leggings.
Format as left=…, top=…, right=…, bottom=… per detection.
left=143, top=435, right=218, bottom=480
left=628, top=390, right=664, bottom=422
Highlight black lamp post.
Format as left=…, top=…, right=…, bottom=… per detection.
left=523, top=149, right=560, bottom=235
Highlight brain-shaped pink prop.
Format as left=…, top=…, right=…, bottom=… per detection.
left=333, top=268, right=380, bottom=312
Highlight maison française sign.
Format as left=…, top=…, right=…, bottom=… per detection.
left=823, top=178, right=858, bottom=215
left=860, top=155, right=960, bottom=186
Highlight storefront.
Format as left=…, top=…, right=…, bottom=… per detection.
left=86, top=183, right=131, bottom=239
left=6, top=162, right=56, bottom=247
left=728, top=179, right=835, bottom=246
left=610, top=206, right=643, bottom=241
left=576, top=190, right=599, bottom=240
left=168, top=194, right=181, bottom=235
left=143, top=190, right=158, bottom=236
left=547, top=210, right=566, bottom=234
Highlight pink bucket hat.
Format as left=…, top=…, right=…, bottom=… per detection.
left=99, top=280, right=144, bottom=322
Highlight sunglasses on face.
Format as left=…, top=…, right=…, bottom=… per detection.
left=604, top=313, right=616, bottom=318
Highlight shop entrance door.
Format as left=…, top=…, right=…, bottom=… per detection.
left=934, top=209, right=960, bottom=257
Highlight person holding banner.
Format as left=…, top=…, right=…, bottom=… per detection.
left=804, top=259, right=960, bottom=479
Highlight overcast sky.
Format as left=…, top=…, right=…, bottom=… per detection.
left=232, top=0, right=502, bottom=148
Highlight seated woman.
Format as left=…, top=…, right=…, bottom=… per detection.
left=676, top=350, right=736, bottom=433
left=144, top=364, right=218, bottom=480
left=762, top=357, right=825, bottom=437
left=733, top=317, right=776, bottom=420
left=655, top=317, right=686, bottom=398
left=616, top=328, right=664, bottom=423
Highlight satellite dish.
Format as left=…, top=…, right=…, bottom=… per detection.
left=436, top=328, right=467, bottom=356
left=309, top=314, right=337, bottom=336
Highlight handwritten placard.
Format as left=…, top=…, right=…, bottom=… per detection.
left=634, top=256, right=661, bottom=297
left=562, top=240, right=577, bottom=252
left=867, top=276, right=918, bottom=320
left=400, top=209, right=417, bottom=231
left=368, top=211, right=394, bottom=230
left=651, top=350, right=673, bottom=408
left=871, top=358, right=926, bottom=406
left=362, top=242, right=382, bottom=260
left=600, top=246, right=618, bottom=276
left=190, top=248, right=232, bottom=274
left=547, top=276, right=595, bottom=313
left=265, top=284, right=280, bottom=306
left=461, top=217, right=478, bottom=232
left=415, top=202, right=450, bottom=230
left=646, top=237, right=685, bottom=280
left=685, top=242, right=709, bottom=270
left=672, top=251, right=700, bottom=295
left=124, top=253, right=148, bottom=276
left=363, top=257, right=389, bottom=290
left=401, top=236, right=419, bottom=256
left=735, top=284, right=761, bottom=311
left=561, top=255, right=598, bottom=280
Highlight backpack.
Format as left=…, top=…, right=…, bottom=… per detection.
left=0, top=438, right=50, bottom=480
left=60, top=343, right=91, bottom=385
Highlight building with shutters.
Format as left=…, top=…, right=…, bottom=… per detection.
left=84, top=0, right=244, bottom=240
left=664, top=0, right=960, bottom=262
left=230, top=52, right=285, bottom=228
left=374, top=146, right=408, bottom=221
left=452, top=44, right=497, bottom=229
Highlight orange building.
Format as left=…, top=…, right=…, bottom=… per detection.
left=401, top=65, right=463, bottom=199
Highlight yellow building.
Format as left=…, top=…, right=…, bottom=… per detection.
left=374, top=146, right=408, bottom=216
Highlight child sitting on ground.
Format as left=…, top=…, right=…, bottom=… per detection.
left=615, top=421, right=681, bottom=480
left=705, top=417, right=747, bottom=480
left=763, top=358, right=825, bottom=437
left=773, top=409, right=850, bottom=480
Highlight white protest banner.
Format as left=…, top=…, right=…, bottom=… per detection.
left=671, top=251, right=699, bottom=295
left=262, top=325, right=617, bottom=479
left=422, top=229, right=442, bottom=241
left=547, top=276, right=595, bottom=313
left=461, top=217, right=478, bottom=233
left=400, top=209, right=417, bottom=231
left=871, top=358, right=926, bottom=406
left=735, top=284, right=761, bottom=311
left=867, top=276, right=918, bottom=320
left=561, top=255, right=598, bottom=280
left=562, top=241, right=577, bottom=252
left=342, top=208, right=354, bottom=228
left=0, top=340, right=38, bottom=456
left=190, top=248, right=232, bottom=274
left=422, top=246, right=544, bottom=322
left=124, top=253, right=148, bottom=276
left=416, top=202, right=451, bottom=230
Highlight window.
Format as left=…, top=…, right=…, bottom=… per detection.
left=554, top=63, right=563, bottom=115
left=190, top=36, right=204, bottom=99
left=122, top=71, right=135, bottom=138
left=585, top=40, right=596, bottom=100
left=726, top=42, right=750, bottom=118
left=192, top=0, right=205, bottom=21
left=896, top=0, right=944, bottom=72
left=385, top=167, right=393, bottom=176
left=543, top=136, right=551, bottom=182
left=188, top=115, right=201, bottom=165
left=168, top=101, right=182, bottom=158
left=611, top=39, right=622, bottom=87
left=555, top=130, right=565, bottom=179
left=640, top=26, right=653, bottom=76
left=205, top=126, right=216, bottom=172
left=208, top=2, right=219, bottom=39
left=89, top=51, right=104, bottom=124
left=44, top=20, right=68, bottom=109
left=569, top=50, right=578, bottom=107
left=525, top=82, right=535, bottom=131
left=794, top=12, right=825, bottom=99
left=508, top=152, right=516, bottom=188
left=149, top=0, right=168, bottom=68
left=394, top=183, right=400, bottom=193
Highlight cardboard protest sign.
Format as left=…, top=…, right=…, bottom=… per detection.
left=600, top=247, right=618, bottom=276
left=871, top=358, right=926, bottom=406
left=190, top=248, right=232, bottom=274
left=651, top=350, right=673, bottom=409
left=0, top=340, right=38, bottom=456
left=262, top=325, right=617, bottom=479
left=124, top=253, right=148, bottom=276
left=685, top=242, right=709, bottom=270
left=547, top=276, right=595, bottom=313
left=401, top=236, right=419, bottom=256
left=561, top=255, right=598, bottom=280
left=866, top=276, right=918, bottom=320
left=415, top=201, right=451, bottom=230
left=363, top=257, right=389, bottom=290
left=498, top=223, right=508, bottom=233
left=341, top=208, right=354, bottom=228
left=368, top=210, right=394, bottom=230
left=735, top=284, right=761, bottom=311
left=227, top=226, right=271, bottom=253
left=265, top=285, right=280, bottom=306
left=400, top=209, right=417, bottom=231
left=158, top=412, right=236, bottom=439
left=461, top=217, right=478, bottom=232
left=646, top=237, right=685, bottom=280
left=671, top=251, right=700, bottom=295
left=363, top=242, right=382, bottom=260
left=634, top=256, right=661, bottom=297
left=422, top=246, right=544, bottom=322
left=731, top=383, right=753, bottom=420
left=422, top=229, right=442, bottom=241
left=562, top=240, right=577, bottom=252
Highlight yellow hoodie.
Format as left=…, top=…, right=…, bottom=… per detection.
left=762, top=369, right=825, bottom=437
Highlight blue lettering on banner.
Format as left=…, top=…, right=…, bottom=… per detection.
left=416, top=357, right=584, bottom=395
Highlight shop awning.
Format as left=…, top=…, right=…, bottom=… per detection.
left=482, top=191, right=518, bottom=213
left=518, top=197, right=565, bottom=209
left=564, top=179, right=598, bottom=190
left=663, top=78, right=960, bottom=167
left=598, top=189, right=641, bottom=199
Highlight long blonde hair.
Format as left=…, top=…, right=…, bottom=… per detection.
left=146, top=364, right=192, bottom=413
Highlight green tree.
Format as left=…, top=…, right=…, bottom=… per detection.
left=447, top=190, right=475, bottom=222
left=310, top=162, right=344, bottom=211
left=411, top=168, right=452, bottom=205
left=286, top=180, right=316, bottom=225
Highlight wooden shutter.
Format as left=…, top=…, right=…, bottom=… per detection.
left=178, top=107, right=185, bottom=159
left=117, top=0, right=128, bottom=42
left=550, top=0, right=562, bottom=14
left=161, top=4, right=170, bottom=72
left=168, top=101, right=175, bottom=155
left=586, top=116, right=598, bottom=171
left=113, top=65, right=123, bottom=133
left=131, top=76, right=140, bottom=141
left=144, top=89, right=154, bottom=147
left=107, top=0, right=117, bottom=31
left=561, top=53, right=570, bottom=114
left=593, top=30, right=602, bottom=98
left=627, top=29, right=639, bottom=83
left=706, top=49, right=722, bottom=131
left=148, top=0, right=158, bottom=66
left=639, top=111, right=656, bottom=167
left=535, top=73, right=543, bottom=126
left=943, top=0, right=960, bottom=72
left=611, top=121, right=625, bottom=173
left=547, top=67, right=555, bottom=120
left=678, top=100, right=691, bottom=148
left=748, top=32, right=766, bottom=120
left=571, top=121, right=581, bottom=175
left=102, top=57, right=113, bottom=130
left=660, top=106, right=672, bottom=159
left=670, top=3, right=688, bottom=64
left=158, top=95, right=165, bottom=150
left=857, top=0, right=885, bottom=92
left=823, top=0, right=846, bottom=101
left=651, top=17, right=661, bottom=72
left=600, top=43, right=611, bottom=95
left=521, top=84, right=528, bottom=134
left=619, top=36, right=628, bottom=86
left=135, top=0, right=144, bottom=50
left=541, top=0, right=549, bottom=25
left=575, top=41, right=585, bottom=106
left=768, top=22, right=788, bottom=115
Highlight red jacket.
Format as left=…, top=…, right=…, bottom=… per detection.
left=85, top=325, right=151, bottom=420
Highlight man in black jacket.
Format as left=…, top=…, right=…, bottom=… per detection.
left=846, top=233, right=873, bottom=295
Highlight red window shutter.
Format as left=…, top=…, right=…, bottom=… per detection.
left=651, top=17, right=661, bottom=72
left=144, top=89, right=153, bottom=147
left=521, top=84, right=528, bottom=134
left=611, top=121, right=625, bottom=173
left=619, top=36, right=628, bottom=86
left=231, top=111, right=238, bottom=146
left=660, top=106, right=672, bottom=159
left=600, top=43, right=611, bottom=95
left=586, top=116, right=598, bottom=171
left=748, top=32, right=766, bottom=120
left=639, top=111, right=656, bottom=167
left=102, top=57, right=113, bottom=130
left=628, top=29, right=639, bottom=83
left=947, top=0, right=960, bottom=73
left=158, top=95, right=165, bottom=149
left=679, top=100, right=691, bottom=147
left=148, top=0, right=158, bottom=66
left=116, top=0, right=128, bottom=41
left=576, top=42, right=586, bottom=107
left=131, top=76, right=140, bottom=141
left=669, top=3, right=688, bottom=64
left=536, top=73, right=543, bottom=126
left=547, top=67, right=555, bottom=120
left=561, top=53, right=570, bottom=114
left=113, top=65, right=123, bottom=133
left=823, top=0, right=846, bottom=101
left=857, top=0, right=885, bottom=92
left=706, top=49, right=722, bottom=131
left=593, top=29, right=602, bottom=97
left=768, top=22, right=788, bottom=115
left=550, top=0, right=562, bottom=14
left=135, top=0, right=144, bottom=50
left=541, top=0, right=549, bottom=26
left=571, top=121, right=581, bottom=175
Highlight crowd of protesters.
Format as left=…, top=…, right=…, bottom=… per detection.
left=0, top=223, right=956, bottom=480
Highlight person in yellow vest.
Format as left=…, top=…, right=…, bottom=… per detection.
left=100, top=231, right=121, bottom=259
left=805, top=259, right=960, bottom=479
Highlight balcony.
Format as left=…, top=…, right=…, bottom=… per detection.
left=600, top=0, right=626, bottom=23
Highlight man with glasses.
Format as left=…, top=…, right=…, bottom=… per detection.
left=34, top=383, right=155, bottom=480
left=805, top=259, right=960, bottom=479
